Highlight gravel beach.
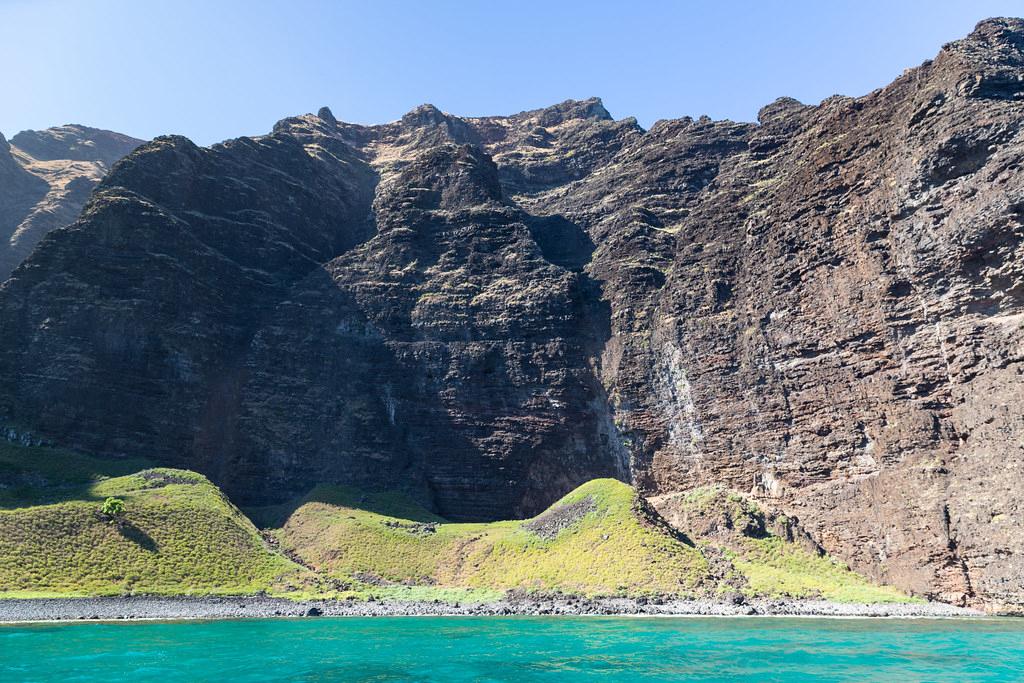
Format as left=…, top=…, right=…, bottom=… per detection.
left=0, top=596, right=984, bottom=623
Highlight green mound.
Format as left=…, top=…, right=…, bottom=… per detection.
left=273, top=478, right=709, bottom=598
left=274, top=479, right=912, bottom=603
left=0, top=444, right=298, bottom=597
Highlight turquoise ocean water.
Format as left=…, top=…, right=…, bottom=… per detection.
left=2, top=616, right=1023, bottom=682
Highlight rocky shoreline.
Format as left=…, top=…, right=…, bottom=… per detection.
left=0, top=596, right=984, bottom=623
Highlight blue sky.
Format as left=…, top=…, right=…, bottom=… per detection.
left=3, top=0, right=1023, bottom=145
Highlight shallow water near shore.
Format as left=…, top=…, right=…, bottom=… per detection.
left=2, top=616, right=1022, bottom=682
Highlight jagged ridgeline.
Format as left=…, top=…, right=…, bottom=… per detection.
left=0, top=18, right=1022, bottom=612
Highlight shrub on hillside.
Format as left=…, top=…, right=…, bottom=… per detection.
left=101, top=497, right=126, bottom=520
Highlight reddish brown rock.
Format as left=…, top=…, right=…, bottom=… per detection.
left=543, top=18, right=1024, bottom=612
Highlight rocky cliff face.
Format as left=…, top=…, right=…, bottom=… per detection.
left=227, top=143, right=626, bottom=519
left=0, top=125, right=142, bottom=280
left=1, top=19, right=1022, bottom=611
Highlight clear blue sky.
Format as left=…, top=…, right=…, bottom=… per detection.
left=3, top=0, right=1022, bottom=145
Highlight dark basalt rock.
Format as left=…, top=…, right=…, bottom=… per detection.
left=317, top=106, right=338, bottom=127
left=523, top=496, right=597, bottom=540
left=0, top=131, right=377, bottom=476
left=562, top=17, right=1024, bottom=613
left=228, top=143, right=626, bottom=517
left=1, top=18, right=1023, bottom=610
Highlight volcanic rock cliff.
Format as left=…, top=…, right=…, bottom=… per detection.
left=1, top=19, right=1022, bottom=611
left=0, top=125, right=142, bottom=279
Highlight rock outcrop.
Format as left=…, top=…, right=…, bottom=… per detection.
left=1, top=19, right=1022, bottom=611
left=0, top=125, right=142, bottom=279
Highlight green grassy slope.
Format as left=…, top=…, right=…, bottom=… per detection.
left=731, top=536, right=909, bottom=603
left=0, top=444, right=299, bottom=597
left=272, top=479, right=708, bottom=598
left=272, top=478, right=911, bottom=603
left=0, top=442, right=912, bottom=603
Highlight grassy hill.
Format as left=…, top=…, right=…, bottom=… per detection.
left=0, top=441, right=912, bottom=603
left=265, top=479, right=709, bottom=599
left=0, top=443, right=299, bottom=597
left=268, top=478, right=910, bottom=603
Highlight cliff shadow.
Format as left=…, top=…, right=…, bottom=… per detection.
left=526, top=214, right=596, bottom=272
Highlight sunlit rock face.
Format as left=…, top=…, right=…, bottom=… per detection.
left=0, top=125, right=142, bottom=280
left=1, top=19, right=1023, bottom=610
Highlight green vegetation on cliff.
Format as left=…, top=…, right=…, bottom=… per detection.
left=731, top=536, right=909, bottom=603
left=0, top=444, right=298, bottom=597
left=0, top=442, right=912, bottom=603
left=651, top=485, right=912, bottom=604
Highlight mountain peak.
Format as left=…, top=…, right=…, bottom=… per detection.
left=531, top=97, right=612, bottom=126
left=942, top=16, right=1024, bottom=62
left=317, top=106, right=338, bottom=126
left=401, top=103, right=449, bottom=127
left=757, top=96, right=810, bottom=126
left=10, top=125, right=142, bottom=167
left=933, top=16, right=1024, bottom=99
left=574, top=96, right=611, bottom=120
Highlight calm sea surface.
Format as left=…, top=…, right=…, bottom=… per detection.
left=2, top=616, right=1023, bottom=682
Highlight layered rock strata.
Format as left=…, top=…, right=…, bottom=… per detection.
left=1, top=18, right=1022, bottom=610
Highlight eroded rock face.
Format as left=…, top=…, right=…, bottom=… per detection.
left=0, top=18, right=1022, bottom=609
left=0, top=132, right=377, bottom=472
left=226, top=144, right=626, bottom=517
left=556, top=18, right=1024, bottom=612
left=0, top=125, right=142, bottom=280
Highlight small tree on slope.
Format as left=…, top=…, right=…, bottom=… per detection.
left=101, top=496, right=126, bottom=522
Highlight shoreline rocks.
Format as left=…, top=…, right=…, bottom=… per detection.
left=0, top=596, right=986, bottom=623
